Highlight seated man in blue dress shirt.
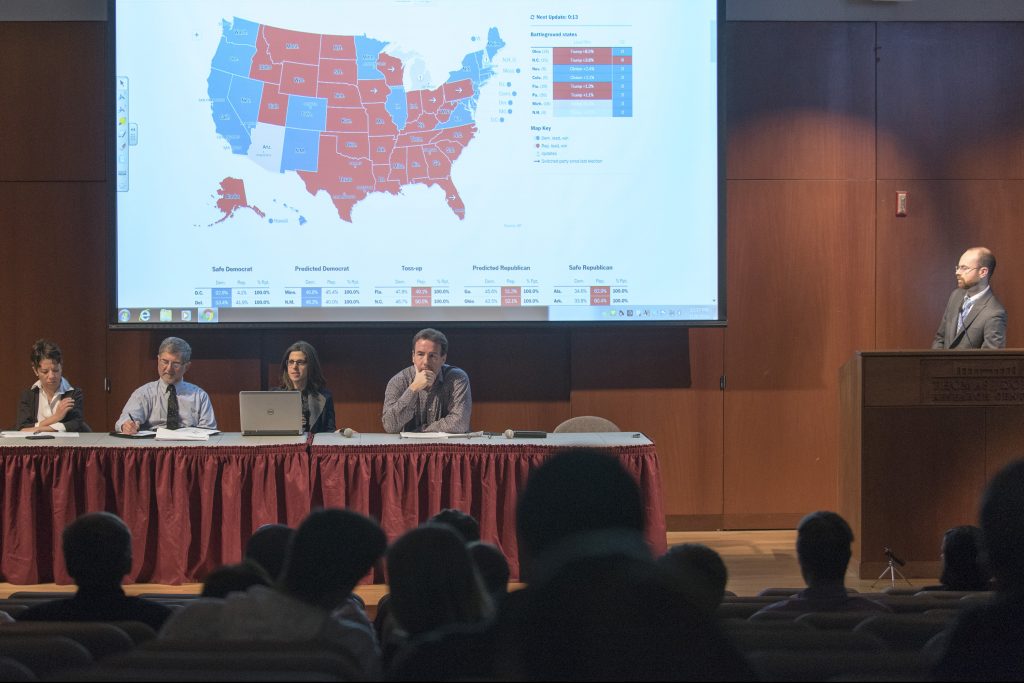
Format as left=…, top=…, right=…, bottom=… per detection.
left=115, top=336, right=217, bottom=433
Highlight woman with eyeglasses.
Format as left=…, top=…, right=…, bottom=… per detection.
left=278, top=340, right=335, bottom=434
left=16, top=339, right=91, bottom=432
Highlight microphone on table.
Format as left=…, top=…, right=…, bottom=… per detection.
left=503, top=429, right=547, bottom=439
left=341, top=427, right=359, bottom=438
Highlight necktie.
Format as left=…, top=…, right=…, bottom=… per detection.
left=957, top=296, right=973, bottom=334
left=166, top=383, right=180, bottom=430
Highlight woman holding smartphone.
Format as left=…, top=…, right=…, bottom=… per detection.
left=16, top=339, right=90, bottom=432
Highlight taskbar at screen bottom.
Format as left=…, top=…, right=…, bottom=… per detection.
left=113, top=305, right=718, bottom=325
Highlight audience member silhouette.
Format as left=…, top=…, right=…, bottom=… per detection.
left=468, top=541, right=510, bottom=605
left=935, top=459, right=1024, bottom=680
left=506, top=529, right=754, bottom=681
left=244, top=523, right=295, bottom=582
left=17, top=512, right=172, bottom=631
left=200, top=560, right=272, bottom=599
left=515, top=447, right=646, bottom=581
left=160, top=508, right=387, bottom=679
left=752, top=510, right=891, bottom=617
left=500, top=449, right=754, bottom=681
left=428, top=508, right=481, bottom=542
left=658, top=542, right=730, bottom=615
left=919, top=525, right=992, bottom=592
left=383, top=524, right=494, bottom=671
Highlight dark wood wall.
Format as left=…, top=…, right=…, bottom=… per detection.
left=3, top=19, right=1023, bottom=531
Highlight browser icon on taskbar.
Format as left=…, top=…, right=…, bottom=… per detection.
left=199, top=308, right=218, bottom=323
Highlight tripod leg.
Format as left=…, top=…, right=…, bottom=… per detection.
left=892, top=565, right=914, bottom=587
left=870, top=564, right=895, bottom=589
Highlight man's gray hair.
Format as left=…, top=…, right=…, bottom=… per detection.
left=158, top=336, right=192, bottom=363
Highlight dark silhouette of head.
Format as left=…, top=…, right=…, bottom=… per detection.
left=245, top=523, right=295, bottom=582
left=281, top=509, right=387, bottom=609
left=508, top=530, right=751, bottom=682
left=979, top=459, right=1024, bottom=593
left=657, top=543, right=729, bottom=614
left=428, top=508, right=481, bottom=542
left=201, top=560, right=272, bottom=598
left=468, top=541, right=510, bottom=600
left=63, top=512, right=133, bottom=589
left=386, top=524, right=493, bottom=637
left=796, top=511, right=854, bottom=585
left=939, top=525, right=991, bottom=591
left=515, top=448, right=644, bottom=580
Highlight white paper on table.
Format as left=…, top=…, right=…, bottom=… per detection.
left=155, top=427, right=218, bottom=440
left=2, top=431, right=81, bottom=438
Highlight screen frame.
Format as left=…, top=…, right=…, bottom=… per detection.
left=107, top=0, right=726, bottom=331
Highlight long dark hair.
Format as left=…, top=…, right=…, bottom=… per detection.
left=279, top=341, right=326, bottom=394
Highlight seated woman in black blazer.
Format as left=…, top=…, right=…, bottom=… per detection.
left=278, top=340, right=336, bottom=434
left=17, top=339, right=90, bottom=432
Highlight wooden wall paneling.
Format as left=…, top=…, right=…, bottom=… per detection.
left=725, top=21, right=876, bottom=180
left=858, top=406, right=989, bottom=576
left=0, top=183, right=108, bottom=431
left=875, top=180, right=1024, bottom=350
left=0, top=22, right=106, bottom=181
left=877, top=22, right=1024, bottom=180
left=984, top=407, right=1024, bottom=483
left=570, top=327, right=725, bottom=524
left=723, top=180, right=876, bottom=525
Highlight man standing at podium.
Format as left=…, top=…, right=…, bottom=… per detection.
left=382, top=328, right=472, bottom=433
left=932, top=247, right=1006, bottom=349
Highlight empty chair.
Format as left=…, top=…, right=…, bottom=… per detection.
left=854, top=614, right=952, bottom=651
left=111, top=621, right=159, bottom=645
left=916, top=590, right=992, bottom=600
left=872, top=595, right=944, bottom=613
left=552, top=416, right=620, bottom=433
left=756, top=588, right=803, bottom=597
left=96, top=649, right=361, bottom=680
left=795, top=611, right=870, bottom=631
left=747, top=650, right=928, bottom=682
left=0, top=622, right=136, bottom=659
left=7, top=591, right=76, bottom=600
left=717, top=602, right=771, bottom=620
left=727, top=627, right=887, bottom=653
left=0, top=636, right=93, bottom=679
left=0, top=657, right=36, bottom=683
left=748, top=609, right=802, bottom=622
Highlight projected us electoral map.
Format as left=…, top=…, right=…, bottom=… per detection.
left=207, top=18, right=504, bottom=223
left=114, top=1, right=721, bottom=324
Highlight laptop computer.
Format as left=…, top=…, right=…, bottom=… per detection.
left=239, top=391, right=304, bottom=436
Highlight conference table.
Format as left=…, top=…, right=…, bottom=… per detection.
left=0, top=432, right=665, bottom=585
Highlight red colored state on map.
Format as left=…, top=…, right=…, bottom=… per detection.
left=212, top=177, right=266, bottom=225
left=262, top=25, right=321, bottom=65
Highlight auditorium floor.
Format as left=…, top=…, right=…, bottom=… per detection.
left=0, top=530, right=935, bottom=604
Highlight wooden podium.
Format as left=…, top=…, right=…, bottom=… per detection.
left=840, top=351, right=1024, bottom=579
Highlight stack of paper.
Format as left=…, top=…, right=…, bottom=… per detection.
left=155, top=427, right=220, bottom=441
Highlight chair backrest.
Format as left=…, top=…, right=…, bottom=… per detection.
left=728, top=627, right=887, bottom=653
left=111, top=621, right=159, bottom=645
left=794, top=611, right=871, bottom=631
left=853, top=614, right=952, bottom=651
left=0, top=636, right=93, bottom=678
left=103, top=649, right=362, bottom=680
left=0, top=656, right=37, bottom=683
left=0, top=622, right=136, bottom=659
left=552, top=416, right=620, bottom=433
left=746, top=650, right=928, bottom=682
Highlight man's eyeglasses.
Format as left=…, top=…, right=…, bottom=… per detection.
left=158, top=357, right=186, bottom=370
left=287, top=359, right=308, bottom=367
left=955, top=265, right=979, bottom=273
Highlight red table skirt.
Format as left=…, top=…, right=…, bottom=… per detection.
left=1, top=443, right=666, bottom=584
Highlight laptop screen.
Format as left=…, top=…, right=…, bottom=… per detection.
left=239, top=391, right=303, bottom=436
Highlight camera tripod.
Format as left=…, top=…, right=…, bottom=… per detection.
left=870, top=548, right=914, bottom=590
